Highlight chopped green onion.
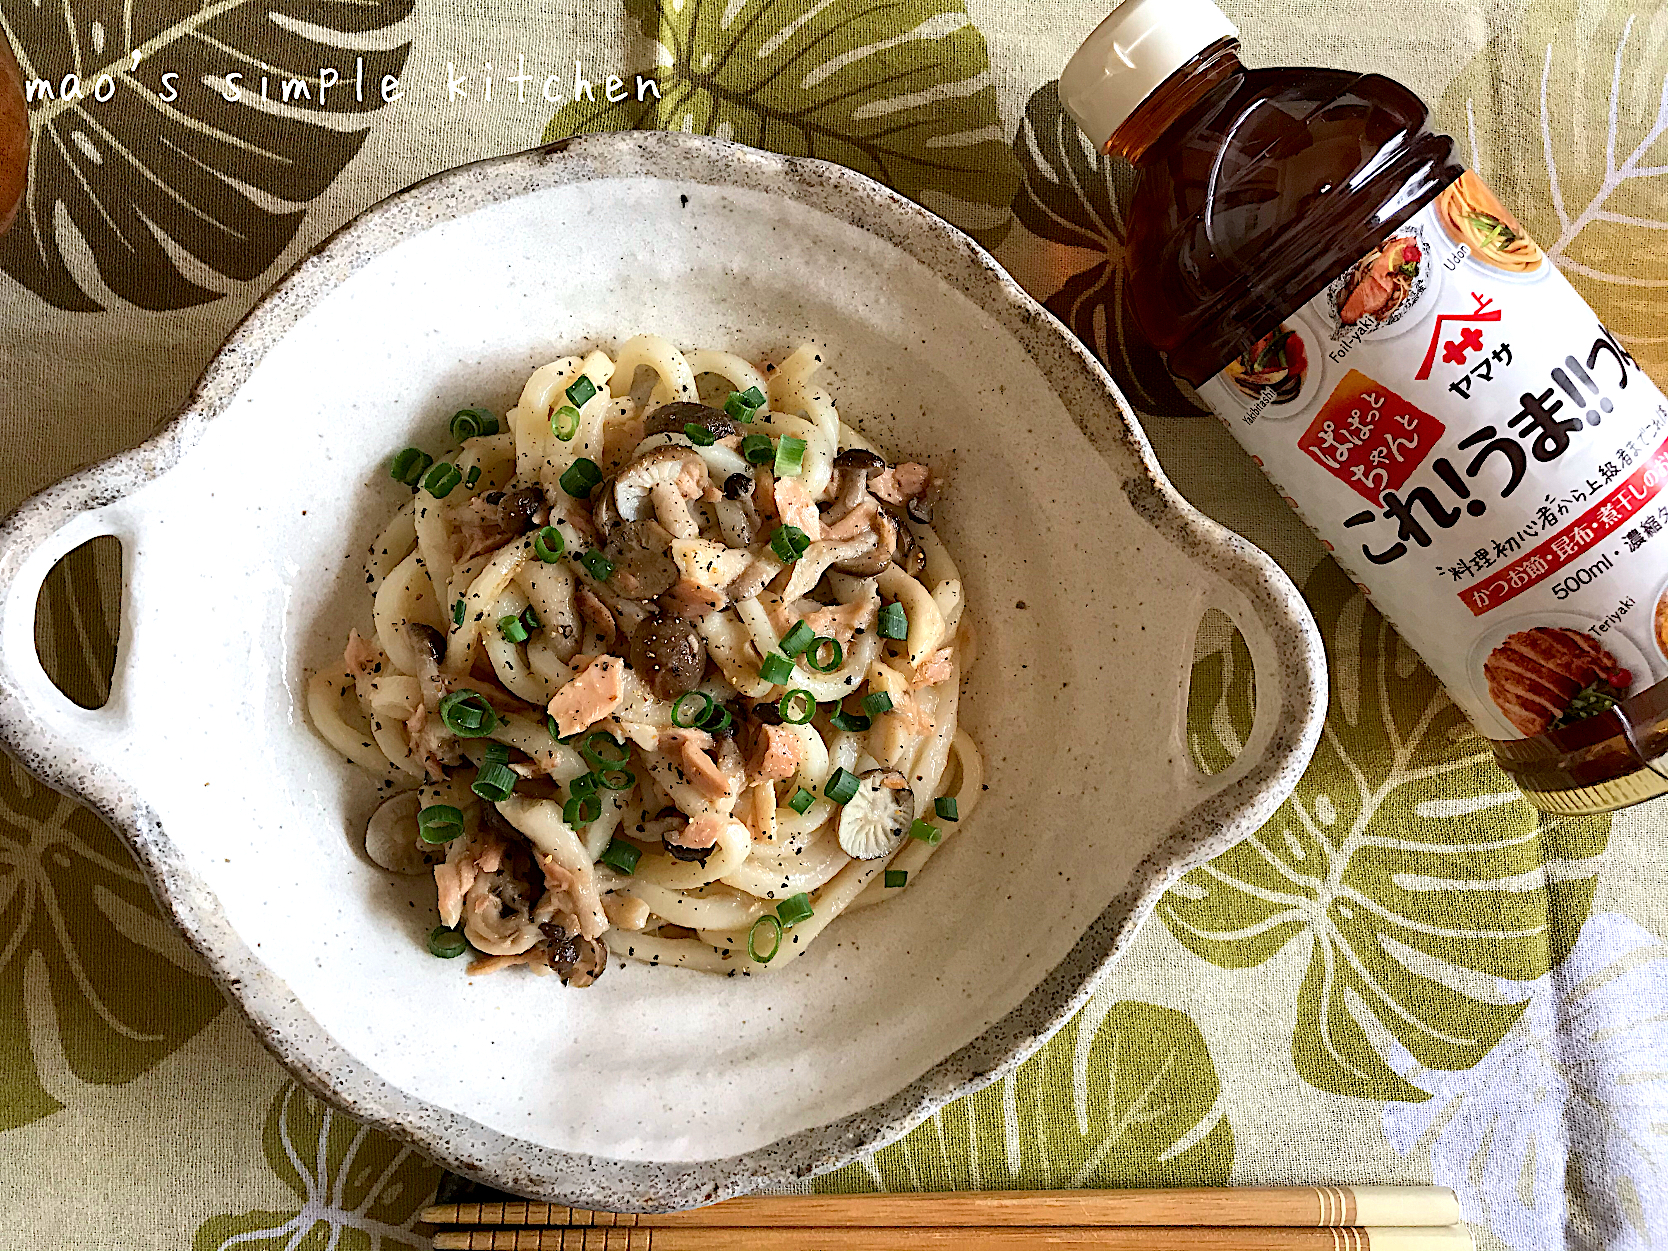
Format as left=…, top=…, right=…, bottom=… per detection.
left=498, top=614, right=529, bottom=643
left=774, top=435, right=806, bottom=477
left=422, top=462, right=463, bottom=499
left=748, top=914, right=783, bottom=963
left=546, top=713, right=562, bottom=740
left=579, top=549, right=615, bottom=581
left=569, top=772, right=597, bottom=797
left=389, top=447, right=433, bottom=485
left=581, top=731, right=630, bottom=769
left=741, top=434, right=774, bottom=465
left=806, top=637, right=843, bottom=673
left=776, top=892, right=814, bottom=927
left=724, top=386, right=767, bottom=421
left=417, top=804, right=465, bottom=844
left=564, top=793, right=602, bottom=826
left=787, top=787, right=815, bottom=815
left=909, top=819, right=941, bottom=845
left=934, top=796, right=959, bottom=821
left=861, top=691, right=894, bottom=718
left=672, top=690, right=714, bottom=729
left=829, top=707, right=871, bottom=733
left=449, top=407, right=500, bottom=441
left=471, top=760, right=518, bottom=803
left=778, top=689, right=816, bottom=724
left=484, top=742, right=509, bottom=765
left=559, top=457, right=603, bottom=498
left=699, top=702, right=733, bottom=733
left=566, top=375, right=598, bottom=408
left=779, top=620, right=815, bottom=657
left=551, top=405, right=581, bottom=441
left=521, top=605, right=542, bottom=632
left=427, top=926, right=468, bottom=958
left=759, top=652, right=793, bottom=685
left=465, top=465, right=482, bottom=489
left=885, top=869, right=908, bottom=888
left=878, top=602, right=909, bottom=640
left=769, top=525, right=810, bottom=562
left=452, top=597, right=466, bottom=626
left=683, top=422, right=718, bottom=447
left=438, top=691, right=497, bottom=737
left=596, top=767, right=636, bottom=791
left=533, top=526, right=565, bottom=562
left=825, top=767, right=860, bottom=804
left=599, top=839, right=642, bottom=874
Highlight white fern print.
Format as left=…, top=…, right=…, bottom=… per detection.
left=1535, top=15, right=1668, bottom=289
left=195, top=1084, right=437, bottom=1251
left=1383, top=913, right=1668, bottom=1251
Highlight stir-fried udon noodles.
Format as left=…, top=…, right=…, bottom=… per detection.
left=309, top=337, right=982, bottom=984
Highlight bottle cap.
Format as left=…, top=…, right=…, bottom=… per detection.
left=1060, top=0, right=1239, bottom=151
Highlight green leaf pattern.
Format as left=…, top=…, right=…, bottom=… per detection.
left=816, top=999, right=1232, bottom=1192
left=1437, top=0, right=1668, bottom=376
left=193, top=1082, right=441, bottom=1251
left=1164, top=561, right=1613, bottom=1102
left=542, top=0, right=1021, bottom=246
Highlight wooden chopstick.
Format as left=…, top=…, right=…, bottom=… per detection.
left=422, top=1186, right=1461, bottom=1229
left=430, top=1227, right=1473, bottom=1250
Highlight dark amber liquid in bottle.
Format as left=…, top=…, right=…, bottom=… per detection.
left=1117, top=41, right=1463, bottom=384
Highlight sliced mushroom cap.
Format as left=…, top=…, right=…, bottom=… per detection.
left=404, top=622, right=447, bottom=669
left=629, top=616, right=707, bottom=701
left=644, top=401, right=738, bottom=442
left=500, top=485, right=546, bottom=530
left=603, top=519, right=679, bottom=600
left=591, top=476, right=623, bottom=538
left=833, top=508, right=899, bottom=576
left=364, top=791, right=436, bottom=874
left=833, top=448, right=887, bottom=471
left=835, top=768, right=915, bottom=859
left=721, top=471, right=753, bottom=500
left=896, top=528, right=928, bottom=577
left=540, top=923, right=608, bottom=987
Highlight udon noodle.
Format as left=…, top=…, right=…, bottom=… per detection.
left=1436, top=170, right=1544, bottom=273
left=309, top=337, right=982, bottom=983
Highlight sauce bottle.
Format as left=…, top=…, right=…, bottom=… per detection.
left=1062, top=0, right=1668, bottom=813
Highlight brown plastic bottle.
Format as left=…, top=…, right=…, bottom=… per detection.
left=1064, top=0, right=1668, bottom=813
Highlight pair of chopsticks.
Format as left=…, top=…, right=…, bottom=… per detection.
left=423, top=1185, right=1471, bottom=1249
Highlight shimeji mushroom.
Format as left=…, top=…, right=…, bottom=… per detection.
left=644, top=401, right=738, bottom=442
left=836, top=768, right=915, bottom=859
left=614, top=446, right=709, bottom=539
left=364, top=791, right=436, bottom=874
left=630, top=616, right=708, bottom=701
left=602, top=519, right=680, bottom=600
left=826, top=448, right=886, bottom=527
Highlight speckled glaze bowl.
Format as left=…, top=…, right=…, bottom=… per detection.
left=0, top=134, right=1325, bottom=1210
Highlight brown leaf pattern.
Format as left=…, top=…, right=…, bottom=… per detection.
left=1010, top=80, right=1207, bottom=418
left=1, top=536, right=221, bottom=1131
left=0, top=0, right=413, bottom=310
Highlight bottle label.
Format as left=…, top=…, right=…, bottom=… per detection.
left=1197, top=171, right=1668, bottom=741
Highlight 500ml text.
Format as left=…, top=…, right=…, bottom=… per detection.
left=1551, top=550, right=1615, bottom=600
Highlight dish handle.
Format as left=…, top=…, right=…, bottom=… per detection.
left=0, top=477, right=143, bottom=800
left=1173, top=550, right=1327, bottom=824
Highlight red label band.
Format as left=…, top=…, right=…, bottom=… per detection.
left=1457, top=434, right=1668, bottom=616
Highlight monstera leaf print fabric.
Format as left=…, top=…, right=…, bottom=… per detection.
left=1, top=2, right=1666, bottom=1249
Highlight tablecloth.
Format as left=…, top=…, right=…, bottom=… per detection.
left=2, top=1, right=1665, bottom=1248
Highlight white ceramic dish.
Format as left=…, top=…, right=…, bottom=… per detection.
left=0, top=134, right=1324, bottom=1209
